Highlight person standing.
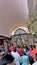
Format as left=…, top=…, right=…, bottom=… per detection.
left=32, top=53, right=37, bottom=65
left=26, top=48, right=30, bottom=57
left=20, top=50, right=28, bottom=65
left=9, top=44, right=14, bottom=52
left=11, top=48, right=20, bottom=65
left=17, top=46, right=22, bottom=56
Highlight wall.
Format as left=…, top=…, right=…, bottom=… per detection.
left=0, top=0, right=29, bottom=36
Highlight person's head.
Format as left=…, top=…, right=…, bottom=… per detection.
left=35, top=53, right=37, bottom=61
left=22, top=50, right=26, bottom=56
left=29, top=56, right=34, bottom=65
left=25, top=46, right=29, bottom=52
left=17, top=46, right=21, bottom=48
left=12, top=44, right=13, bottom=46
left=3, top=54, right=14, bottom=65
left=26, top=47, right=29, bottom=52
left=30, top=45, right=33, bottom=50
left=13, top=48, right=17, bottom=52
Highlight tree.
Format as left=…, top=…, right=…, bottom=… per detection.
left=26, top=13, right=37, bottom=34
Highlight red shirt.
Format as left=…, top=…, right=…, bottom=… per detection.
left=17, top=48, right=22, bottom=55
left=30, top=49, right=37, bottom=61
left=9, top=46, right=14, bottom=51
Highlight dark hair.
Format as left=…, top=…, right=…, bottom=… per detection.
left=3, top=54, right=14, bottom=65
left=22, top=50, right=26, bottom=55
left=17, top=46, right=21, bottom=48
left=14, top=48, right=17, bottom=52
left=30, top=45, right=33, bottom=50
left=12, top=44, right=13, bottom=46
left=29, top=56, right=34, bottom=65
left=25, top=46, right=29, bottom=52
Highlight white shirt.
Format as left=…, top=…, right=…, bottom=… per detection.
left=23, top=49, right=26, bottom=53
left=11, top=51, right=20, bottom=65
left=32, top=62, right=37, bottom=65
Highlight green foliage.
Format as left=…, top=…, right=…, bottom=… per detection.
left=33, top=21, right=37, bottom=33
left=26, top=13, right=37, bottom=34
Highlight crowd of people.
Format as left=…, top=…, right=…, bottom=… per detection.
left=0, top=44, right=37, bottom=65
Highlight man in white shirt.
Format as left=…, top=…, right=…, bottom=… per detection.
left=11, top=48, right=20, bottom=65
left=32, top=53, right=37, bottom=65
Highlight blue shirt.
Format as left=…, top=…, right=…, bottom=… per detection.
left=26, top=51, right=30, bottom=57
left=20, top=55, right=28, bottom=65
